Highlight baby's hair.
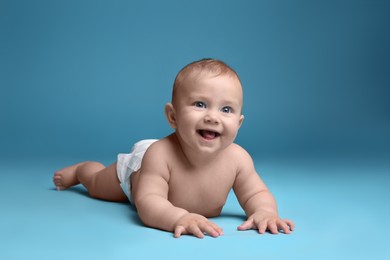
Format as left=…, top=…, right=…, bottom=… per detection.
left=172, top=58, right=241, bottom=106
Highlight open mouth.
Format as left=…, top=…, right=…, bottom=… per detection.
left=197, top=130, right=220, bottom=140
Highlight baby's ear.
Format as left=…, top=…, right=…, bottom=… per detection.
left=238, top=114, right=244, bottom=128
left=165, top=103, right=177, bottom=129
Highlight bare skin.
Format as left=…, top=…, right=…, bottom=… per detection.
left=53, top=133, right=294, bottom=238
left=53, top=162, right=127, bottom=202
left=53, top=62, right=295, bottom=238
left=133, top=134, right=294, bottom=238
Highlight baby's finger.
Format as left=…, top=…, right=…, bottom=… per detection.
left=208, top=221, right=224, bottom=235
left=277, top=220, right=291, bottom=234
left=174, top=225, right=186, bottom=238
left=214, top=225, right=224, bottom=236
left=268, top=221, right=279, bottom=234
left=237, top=218, right=254, bottom=231
left=188, top=224, right=205, bottom=239
left=199, top=222, right=220, bottom=238
left=257, top=221, right=268, bottom=234
left=284, top=219, right=295, bottom=231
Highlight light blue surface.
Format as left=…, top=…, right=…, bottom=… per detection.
left=1, top=157, right=389, bottom=259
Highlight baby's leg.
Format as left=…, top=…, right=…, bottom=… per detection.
left=53, top=162, right=127, bottom=202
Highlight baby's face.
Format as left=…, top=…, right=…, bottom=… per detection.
left=173, top=74, right=244, bottom=154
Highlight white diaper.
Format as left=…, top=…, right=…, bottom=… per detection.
left=117, top=139, right=158, bottom=203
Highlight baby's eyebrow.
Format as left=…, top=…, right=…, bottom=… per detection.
left=220, top=99, right=241, bottom=107
left=187, top=94, right=208, bottom=102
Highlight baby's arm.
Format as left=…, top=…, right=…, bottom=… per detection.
left=233, top=148, right=295, bottom=234
left=133, top=144, right=222, bottom=238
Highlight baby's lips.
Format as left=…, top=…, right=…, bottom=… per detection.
left=198, top=129, right=220, bottom=140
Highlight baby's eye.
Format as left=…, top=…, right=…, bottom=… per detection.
left=221, top=106, right=233, bottom=113
left=194, top=101, right=206, bottom=108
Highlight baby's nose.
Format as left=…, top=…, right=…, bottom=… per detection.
left=204, top=113, right=220, bottom=124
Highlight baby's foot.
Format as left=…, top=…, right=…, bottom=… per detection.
left=53, top=163, right=82, bottom=190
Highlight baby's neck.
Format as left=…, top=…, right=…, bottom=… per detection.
left=171, top=133, right=224, bottom=169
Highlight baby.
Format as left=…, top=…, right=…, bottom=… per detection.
left=53, top=58, right=295, bottom=238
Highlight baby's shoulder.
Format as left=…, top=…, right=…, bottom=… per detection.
left=145, top=135, right=176, bottom=153
left=139, top=138, right=175, bottom=180
left=225, top=143, right=255, bottom=169
left=227, top=143, right=251, bottom=158
left=142, top=135, right=179, bottom=164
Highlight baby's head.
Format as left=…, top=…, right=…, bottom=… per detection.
left=171, top=59, right=243, bottom=109
left=166, top=59, right=244, bottom=153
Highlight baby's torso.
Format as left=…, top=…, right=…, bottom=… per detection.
left=132, top=135, right=242, bottom=217
left=166, top=156, right=237, bottom=217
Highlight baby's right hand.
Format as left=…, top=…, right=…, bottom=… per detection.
left=173, top=213, right=223, bottom=239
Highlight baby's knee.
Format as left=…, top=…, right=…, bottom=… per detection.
left=85, top=161, right=105, bottom=170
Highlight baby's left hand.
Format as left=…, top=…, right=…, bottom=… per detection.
left=237, top=211, right=295, bottom=234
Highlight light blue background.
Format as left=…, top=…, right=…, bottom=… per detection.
left=2, top=0, right=389, bottom=159
left=1, top=1, right=390, bottom=259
